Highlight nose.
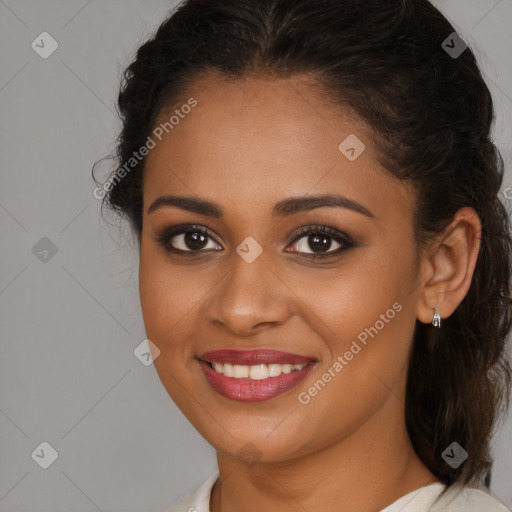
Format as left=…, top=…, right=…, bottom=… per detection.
left=204, top=251, right=293, bottom=337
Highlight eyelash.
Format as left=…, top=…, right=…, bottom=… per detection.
left=155, top=223, right=355, bottom=261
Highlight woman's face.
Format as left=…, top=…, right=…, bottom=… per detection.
left=139, top=73, right=424, bottom=462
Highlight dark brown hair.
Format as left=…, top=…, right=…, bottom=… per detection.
left=94, top=0, right=512, bottom=489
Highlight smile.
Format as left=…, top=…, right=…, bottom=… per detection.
left=198, top=349, right=316, bottom=402
left=211, top=361, right=307, bottom=379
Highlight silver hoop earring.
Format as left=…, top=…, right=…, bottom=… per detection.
left=432, top=309, right=441, bottom=328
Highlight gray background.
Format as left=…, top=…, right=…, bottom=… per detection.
left=0, top=1, right=511, bottom=511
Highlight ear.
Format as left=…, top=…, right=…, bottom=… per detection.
left=416, top=207, right=482, bottom=325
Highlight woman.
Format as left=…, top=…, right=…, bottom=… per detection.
left=95, top=0, right=512, bottom=510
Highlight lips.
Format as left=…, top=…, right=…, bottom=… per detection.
left=198, top=349, right=317, bottom=402
left=199, top=349, right=314, bottom=365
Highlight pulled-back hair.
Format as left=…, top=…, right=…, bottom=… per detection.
left=94, top=0, right=512, bottom=488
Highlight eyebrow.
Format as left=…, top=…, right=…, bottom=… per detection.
left=147, top=194, right=374, bottom=218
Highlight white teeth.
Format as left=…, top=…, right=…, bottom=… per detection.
left=249, top=364, right=268, bottom=380
left=233, top=364, right=249, bottom=378
left=223, top=362, right=234, bottom=377
left=268, top=364, right=282, bottom=377
left=282, top=364, right=292, bottom=374
left=210, top=362, right=308, bottom=379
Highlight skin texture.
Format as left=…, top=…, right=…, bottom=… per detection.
left=138, top=73, right=482, bottom=512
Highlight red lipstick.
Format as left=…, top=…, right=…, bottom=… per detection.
left=198, top=349, right=316, bottom=402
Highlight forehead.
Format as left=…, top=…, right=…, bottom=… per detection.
left=143, top=72, right=413, bottom=222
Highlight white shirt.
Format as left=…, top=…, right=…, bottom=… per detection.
left=166, top=473, right=511, bottom=512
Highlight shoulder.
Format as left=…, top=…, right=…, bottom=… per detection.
left=456, top=487, right=510, bottom=511
left=164, top=477, right=510, bottom=512
left=433, top=485, right=510, bottom=512
left=166, top=473, right=218, bottom=512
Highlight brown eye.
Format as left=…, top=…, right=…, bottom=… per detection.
left=178, top=231, right=209, bottom=251
left=156, top=224, right=222, bottom=254
left=156, top=223, right=355, bottom=260
left=285, top=225, right=354, bottom=260
left=292, top=233, right=342, bottom=254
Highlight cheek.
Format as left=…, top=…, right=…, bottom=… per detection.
left=297, top=245, right=415, bottom=347
left=138, top=245, right=193, bottom=363
left=299, top=243, right=417, bottom=391
left=138, top=246, right=205, bottom=418
left=291, top=283, right=415, bottom=451
left=139, top=257, right=172, bottom=341
left=139, top=240, right=194, bottom=332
